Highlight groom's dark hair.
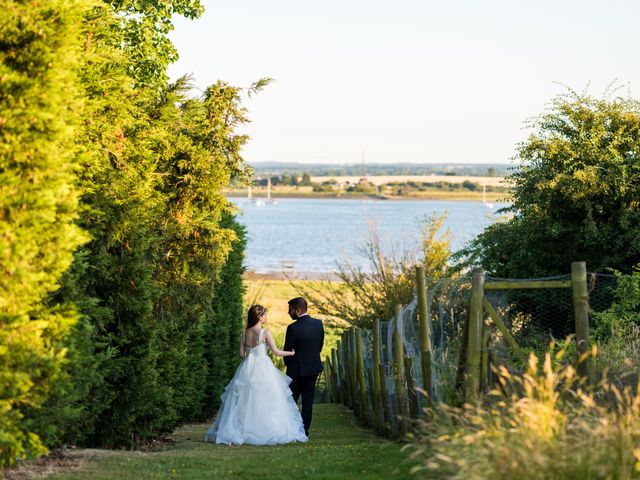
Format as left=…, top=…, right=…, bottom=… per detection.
left=288, top=297, right=308, bottom=312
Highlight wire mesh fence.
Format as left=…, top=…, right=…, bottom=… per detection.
left=323, top=263, right=634, bottom=437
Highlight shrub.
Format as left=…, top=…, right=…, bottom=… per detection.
left=592, top=266, right=640, bottom=385
left=0, top=0, right=94, bottom=465
left=467, top=89, right=640, bottom=277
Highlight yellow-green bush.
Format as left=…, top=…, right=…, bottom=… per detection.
left=0, top=0, right=96, bottom=465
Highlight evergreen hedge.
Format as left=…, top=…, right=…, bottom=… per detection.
left=1, top=0, right=252, bottom=465
left=0, top=0, right=95, bottom=464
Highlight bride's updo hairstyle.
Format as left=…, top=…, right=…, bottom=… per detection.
left=247, top=304, right=266, bottom=328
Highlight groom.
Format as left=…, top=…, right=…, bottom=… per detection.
left=284, top=297, right=324, bottom=437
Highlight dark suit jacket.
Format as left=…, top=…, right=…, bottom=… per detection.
left=283, top=314, right=324, bottom=377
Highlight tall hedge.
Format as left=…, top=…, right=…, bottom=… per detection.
left=0, top=0, right=95, bottom=465
left=201, top=213, right=247, bottom=419
left=1, top=0, right=255, bottom=465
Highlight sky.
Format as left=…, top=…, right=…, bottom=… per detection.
left=168, top=0, right=640, bottom=165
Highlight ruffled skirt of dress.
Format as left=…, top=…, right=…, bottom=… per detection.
left=204, top=351, right=308, bottom=445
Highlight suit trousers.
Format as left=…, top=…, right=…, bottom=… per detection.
left=289, top=373, right=319, bottom=435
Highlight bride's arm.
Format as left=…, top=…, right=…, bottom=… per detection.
left=264, top=330, right=294, bottom=357
left=239, top=332, right=246, bottom=359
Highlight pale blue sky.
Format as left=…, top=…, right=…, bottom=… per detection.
left=168, top=0, right=640, bottom=164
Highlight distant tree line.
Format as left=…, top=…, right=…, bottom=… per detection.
left=251, top=163, right=510, bottom=177
left=386, top=180, right=506, bottom=193
left=248, top=177, right=508, bottom=196
left=1, top=0, right=255, bottom=466
left=253, top=173, right=313, bottom=187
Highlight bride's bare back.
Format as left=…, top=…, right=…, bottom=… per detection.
left=243, top=326, right=263, bottom=348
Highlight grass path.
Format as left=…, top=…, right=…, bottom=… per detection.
left=38, top=404, right=414, bottom=480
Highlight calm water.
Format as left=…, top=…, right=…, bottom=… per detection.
left=229, top=198, right=508, bottom=273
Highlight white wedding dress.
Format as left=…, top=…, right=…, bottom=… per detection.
left=205, top=328, right=308, bottom=445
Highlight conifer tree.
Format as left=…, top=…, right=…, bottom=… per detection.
left=0, top=0, right=96, bottom=466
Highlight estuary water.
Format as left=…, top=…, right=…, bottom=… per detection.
left=229, top=197, right=508, bottom=274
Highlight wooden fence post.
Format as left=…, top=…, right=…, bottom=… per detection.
left=379, top=363, right=390, bottom=434
left=372, top=318, right=383, bottom=431
left=481, top=327, right=491, bottom=391
left=338, top=337, right=346, bottom=406
left=349, top=329, right=360, bottom=416
left=572, top=261, right=590, bottom=379
left=324, top=358, right=337, bottom=402
left=416, top=265, right=432, bottom=405
left=343, top=332, right=355, bottom=410
left=465, top=267, right=484, bottom=402
left=404, top=356, right=419, bottom=418
left=332, top=348, right=342, bottom=404
left=355, top=328, right=369, bottom=425
left=338, top=337, right=351, bottom=408
left=393, top=304, right=408, bottom=434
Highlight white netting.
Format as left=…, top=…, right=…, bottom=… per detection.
left=350, top=276, right=471, bottom=424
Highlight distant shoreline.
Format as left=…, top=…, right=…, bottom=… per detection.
left=226, top=190, right=508, bottom=202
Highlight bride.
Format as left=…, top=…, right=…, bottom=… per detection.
left=205, top=304, right=308, bottom=445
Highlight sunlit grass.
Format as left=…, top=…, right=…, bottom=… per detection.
left=24, top=404, right=413, bottom=480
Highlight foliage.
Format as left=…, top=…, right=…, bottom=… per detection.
left=300, top=173, right=313, bottom=186
left=592, top=266, right=640, bottom=383
left=467, top=89, right=640, bottom=277
left=409, top=346, right=640, bottom=480
left=295, top=214, right=451, bottom=327
left=198, top=213, right=246, bottom=419
left=106, top=0, right=204, bottom=86
left=0, top=0, right=95, bottom=465
left=63, top=73, right=257, bottom=446
left=1, top=0, right=258, bottom=464
left=346, top=183, right=378, bottom=195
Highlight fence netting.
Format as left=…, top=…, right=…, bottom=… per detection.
left=338, top=271, right=624, bottom=427
left=348, top=275, right=472, bottom=425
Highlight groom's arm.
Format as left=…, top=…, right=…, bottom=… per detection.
left=283, top=325, right=294, bottom=367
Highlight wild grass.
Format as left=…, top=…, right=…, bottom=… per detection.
left=408, top=344, right=640, bottom=480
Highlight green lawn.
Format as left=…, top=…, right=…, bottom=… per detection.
left=43, top=404, right=414, bottom=480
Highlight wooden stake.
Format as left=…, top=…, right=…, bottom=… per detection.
left=394, top=304, right=408, bottom=434
left=355, top=328, right=369, bottom=425
left=416, top=265, right=433, bottom=404
left=465, top=267, right=484, bottom=402
left=379, top=363, right=391, bottom=435
left=331, top=347, right=342, bottom=404
left=372, top=318, right=383, bottom=431
left=404, top=356, right=419, bottom=418
left=572, top=261, right=590, bottom=380
left=349, top=329, right=359, bottom=416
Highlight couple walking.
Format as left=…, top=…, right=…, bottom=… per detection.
left=205, top=297, right=324, bottom=445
